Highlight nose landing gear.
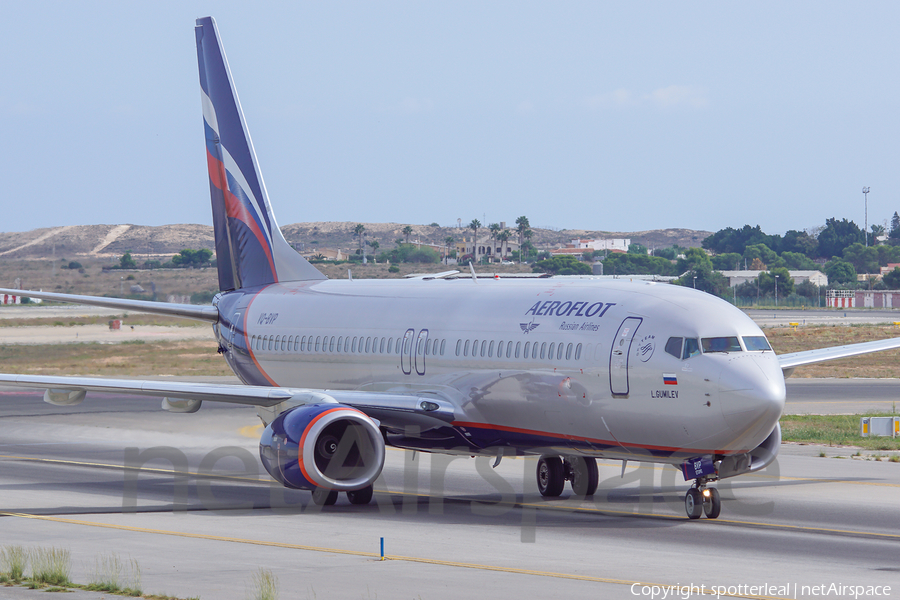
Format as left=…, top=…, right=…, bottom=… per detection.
left=685, top=479, right=720, bottom=519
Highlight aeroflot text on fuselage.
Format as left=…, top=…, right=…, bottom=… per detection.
left=524, top=301, right=616, bottom=318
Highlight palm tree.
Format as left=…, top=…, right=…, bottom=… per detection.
left=468, top=219, right=481, bottom=265
left=497, top=229, right=511, bottom=261
left=515, top=216, right=530, bottom=250
left=354, top=224, right=366, bottom=253
left=402, top=225, right=413, bottom=244
left=444, top=236, right=455, bottom=265
left=488, top=223, right=501, bottom=263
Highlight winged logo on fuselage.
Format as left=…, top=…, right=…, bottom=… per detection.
left=520, top=320, right=540, bottom=334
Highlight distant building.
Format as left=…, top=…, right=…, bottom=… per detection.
left=563, top=238, right=631, bottom=253
left=456, top=236, right=519, bottom=262
left=719, top=270, right=828, bottom=288
left=827, top=289, right=900, bottom=308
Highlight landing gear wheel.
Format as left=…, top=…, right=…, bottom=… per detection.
left=684, top=488, right=703, bottom=519
left=568, top=456, right=599, bottom=496
left=702, top=487, right=721, bottom=519
left=537, top=456, right=565, bottom=497
left=311, top=488, right=339, bottom=506
left=347, top=485, right=374, bottom=505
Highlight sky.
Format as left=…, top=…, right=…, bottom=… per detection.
left=2, top=2, right=899, bottom=237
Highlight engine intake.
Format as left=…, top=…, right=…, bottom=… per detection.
left=259, top=403, right=385, bottom=491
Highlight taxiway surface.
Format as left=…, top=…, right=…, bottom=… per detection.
left=1, top=387, right=898, bottom=599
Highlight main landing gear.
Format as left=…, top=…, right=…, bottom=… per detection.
left=536, top=455, right=599, bottom=497
left=310, top=484, right=375, bottom=506
left=684, top=479, right=720, bottom=519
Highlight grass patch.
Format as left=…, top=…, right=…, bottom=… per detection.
left=1, top=545, right=28, bottom=582
left=764, top=324, right=900, bottom=378
left=29, top=547, right=71, bottom=586
left=87, top=553, right=142, bottom=596
left=780, top=413, right=900, bottom=450
left=250, top=568, right=278, bottom=600
left=0, top=314, right=206, bottom=328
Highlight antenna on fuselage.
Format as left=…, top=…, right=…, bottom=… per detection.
left=469, top=262, right=477, bottom=283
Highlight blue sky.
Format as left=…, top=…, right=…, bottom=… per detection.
left=3, top=2, right=898, bottom=236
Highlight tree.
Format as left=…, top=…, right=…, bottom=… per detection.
left=468, top=219, right=481, bottom=262
left=817, top=218, right=864, bottom=259
left=842, top=243, right=879, bottom=275
left=742, top=243, right=782, bottom=269
left=749, top=258, right=767, bottom=271
left=676, top=247, right=713, bottom=274
left=824, top=259, right=857, bottom=284
left=758, top=268, right=793, bottom=298
left=369, top=241, right=380, bottom=253
left=653, top=246, right=678, bottom=260
left=628, top=243, right=648, bottom=255
left=354, top=224, right=366, bottom=252
left=779, top=229, right=819, bottom=257
left=602, top=253, right=678, bottom=276
left=710, top=252, right=742, bottom=271
left=402, top=225, right=413, bottom=244
left=702, top=224, right=779, bottom=255
left=532, top=255, right=591, bottom=275
left=780, top=251, right=820, bottom=270
left=497, top=229, right=511, bottom=261
left=884, top=267, right=900, bottom=289
left=515, top=216, right=530, bottom=252
left=444, top=236, right=456, bottom=264
left=487, top=223, right=501, bottom=261
left=171, top=248, right=213, bottom=268
left=582, top=250, right=595, bottom=262
left=890, top=212, right=900, bottom=240
left=119, top=251, right=136, bottom=269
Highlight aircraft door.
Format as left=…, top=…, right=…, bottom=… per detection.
left=609, top=317, right=642, bottom=397
left=401, top=329, right=415, bottom=375
left=229, top=313, right=240, bottom=352
left=414, top=329, right=429, bottom=376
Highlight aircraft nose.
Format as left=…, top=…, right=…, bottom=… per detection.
left=718, top=354, right=785, bottom=445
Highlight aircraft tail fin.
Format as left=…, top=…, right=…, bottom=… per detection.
left=195, top=17, right=325, bottom=291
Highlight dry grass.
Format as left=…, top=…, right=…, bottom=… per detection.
left=764, top=325, right=900, bottom=378
left=0, top=340, right=232, bottom=377
left=0, top=312, right=205, bottom=328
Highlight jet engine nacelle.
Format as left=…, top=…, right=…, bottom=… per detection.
left=259, top=403, right=385, bottom=491
left=717, top=423, right=781, bottom=479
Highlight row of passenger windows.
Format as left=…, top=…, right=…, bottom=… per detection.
left=251, top=334, right=448, bottom=357
left=250, top=333, right=583, bottom=362
left=664, top=335, right=771, bottom=360
left=455, top=338, right=583, bottom=362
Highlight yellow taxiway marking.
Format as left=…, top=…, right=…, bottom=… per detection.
left=238, top=423, right=263, bottom=438
left=0, top=512, right=790, bottom=599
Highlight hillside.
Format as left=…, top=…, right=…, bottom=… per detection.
left=0, top=222, right=711, bottom=259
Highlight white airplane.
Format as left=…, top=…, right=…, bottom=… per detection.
left=2, top=16, right=898, bottom=519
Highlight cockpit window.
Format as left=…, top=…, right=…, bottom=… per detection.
left=743, top=336, right=772, bottom=351
left=665, top=337, right=683, bottom=358
left=701, top=336, right=742, bottom=353
left=682, top=338, right=700, bottom=359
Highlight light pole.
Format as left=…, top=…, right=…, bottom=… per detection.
left=693, top=276, right=697, bottom=289
left=863, top=186, right=870, bottom=247
left=775, top=274, right=780, bottom=307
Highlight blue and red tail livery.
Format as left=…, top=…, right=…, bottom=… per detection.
left=195, top=17, right=324, bottom=291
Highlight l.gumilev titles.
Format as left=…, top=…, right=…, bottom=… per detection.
left=651, top=390, right=678, bottom=398
left=525, top=300, right=615, bottom=318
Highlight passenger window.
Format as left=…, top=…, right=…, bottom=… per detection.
left=557, top=343, right=564, bottom=360
left=328, top=337, right=334, bottom=352
left=294, top=337, right=300, bottom=352
left=488, top=340, right=494, bottom=357
left=281, top=336, right=287, bottom=352
left=566, top=343, right=572, bottom=360
left=314, top=336, right=321, bottom=352
left=515, top=342, right=521, bottom=358
left=268, top=336, right=274, bottom=351
left=533, top=343, right=539, bottom=359
left=665, top=337, right=683, bottom=359
left=575, top=343, right=582, bottom=360
left=379, top=338, right=386, bottom=353
left=440, top=339, right=446, bottom=356
left=507, top=341, right=513, bottom=358
left=300, top=336, right=307, bottom=352
left=524, top=341, right=530, bottom=358
left=464, top=340, right=470, bottom=357
left=364, top=337, right=371, bottom=353
left=548, top=342, right=555, bottom=360
left=337, top=336, right=343, bottom=352
left=274, top=335, right=280, bottom=351
left=682, top=338, right=700, bottom=359
left=387, top=338, right=393, bottom=354
left=480, top=340, right=486, bottom=357
left=456, top=339, right=461, bottom=356
left=540, top=342, right=547, bottom=359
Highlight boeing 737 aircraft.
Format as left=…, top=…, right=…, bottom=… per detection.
left=3, top=16, right=900, bottom=519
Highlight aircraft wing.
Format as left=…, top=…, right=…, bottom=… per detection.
left=0, top=374, right=457, bottom=430
left=0, top=288, right=218, bottom=323
left=778, top=336, right=900, bottom=376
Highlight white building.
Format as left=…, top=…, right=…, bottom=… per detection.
left=567, top=238, right=631, bottom=253
left=719, top=270, right=828, bottom=288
